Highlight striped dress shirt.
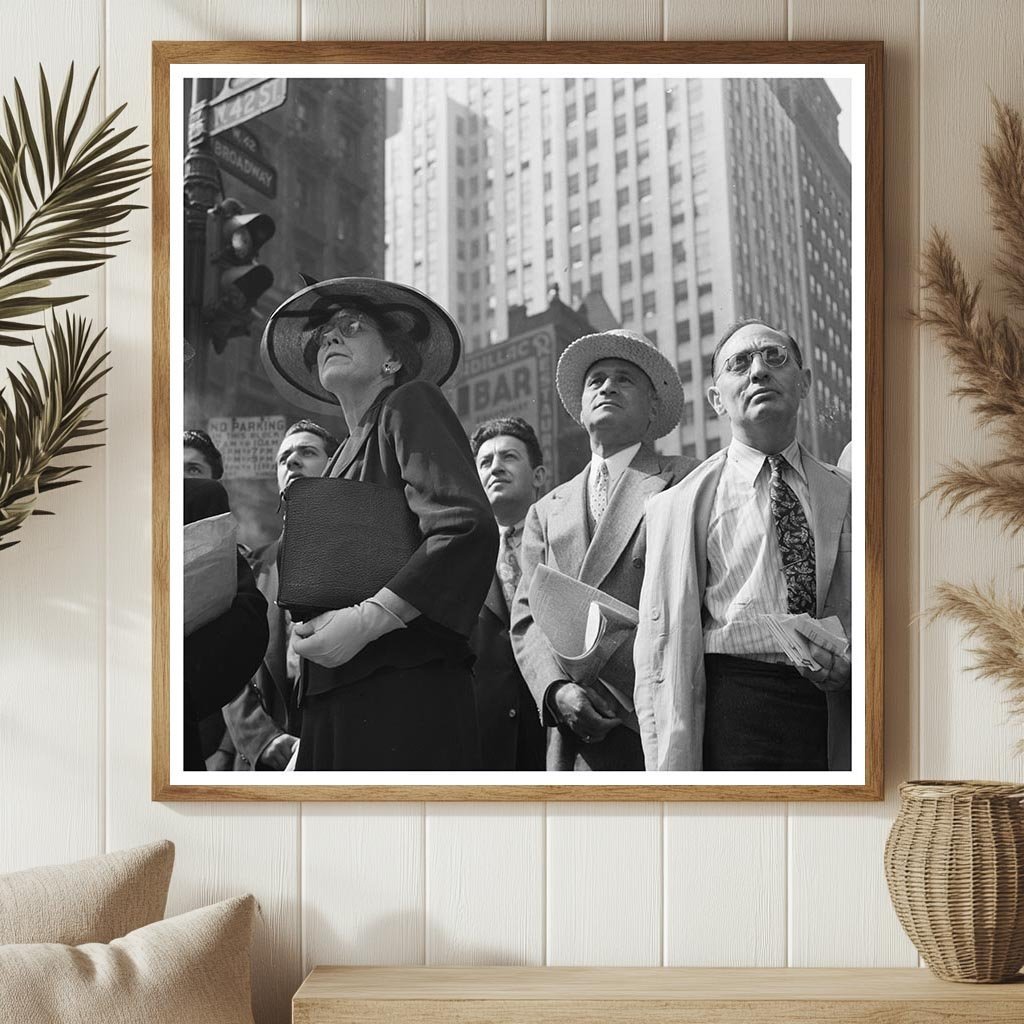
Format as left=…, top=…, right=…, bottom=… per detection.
left=702, top=437, right=811, bottom=662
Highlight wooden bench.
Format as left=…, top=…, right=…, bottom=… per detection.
left=293, top=966, right=1024, bottom=1023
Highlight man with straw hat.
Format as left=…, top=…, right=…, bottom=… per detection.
left=509, top=330, right=699, bottom=772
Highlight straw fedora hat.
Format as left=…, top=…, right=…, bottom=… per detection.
left=555, top=329, right=684, bottom=441
left=260, top=277, right=462, bottom=417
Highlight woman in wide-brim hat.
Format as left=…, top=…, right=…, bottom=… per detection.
left=260, top=277, right=497, bottom=771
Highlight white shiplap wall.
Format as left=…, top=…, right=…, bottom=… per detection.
left=3, top=2, right=1023, bottom=1022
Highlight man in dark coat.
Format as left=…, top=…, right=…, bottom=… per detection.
left=183, top=478, right=268, bottom=771
left=208, top=420, right=339, bottom=771
left=469, top=417, right=548, bottom=771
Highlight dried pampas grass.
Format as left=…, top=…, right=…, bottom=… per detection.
left=921, top=99, right=1024, bottom=732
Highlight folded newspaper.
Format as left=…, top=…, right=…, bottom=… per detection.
left=528, top=563, right=641, bottom=732
left=763, top=613, right=849, bottom=672
left=184, top=511, right=238, bottom=637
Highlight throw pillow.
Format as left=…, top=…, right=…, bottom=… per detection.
left=0, top=839, right=174, bottom=945
left=0, top=893, right=257, bottom=1024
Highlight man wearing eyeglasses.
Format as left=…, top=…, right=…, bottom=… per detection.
left=633, top=318, right=852, bottom=773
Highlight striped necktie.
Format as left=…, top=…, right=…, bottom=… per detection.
left=767, top=453, right=816, bottom=615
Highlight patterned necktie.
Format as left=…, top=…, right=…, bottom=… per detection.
left=767, top=453, right=816, bottom=615
left=590, top=459, right=610, bottom=524
left=496, top=525, right=521, bottom=609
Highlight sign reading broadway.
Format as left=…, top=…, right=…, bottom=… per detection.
left=210, top=134, right=277, bottom=197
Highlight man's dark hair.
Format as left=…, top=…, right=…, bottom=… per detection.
left=284, top=419, right=340, bottom=457
left=183, top=429, right=224, bottom=480
left=469, top=416, right=544, bottom=469
left=711, top=317, right=804, bottom=378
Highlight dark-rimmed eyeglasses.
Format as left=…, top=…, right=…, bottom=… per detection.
left=717, top=343, right=791, bottom=377
left=319, top=311, right=374, bottom=341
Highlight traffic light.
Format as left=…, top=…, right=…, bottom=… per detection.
left=201, top=197, right=275, bottom=352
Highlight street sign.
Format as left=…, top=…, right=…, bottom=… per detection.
left=209, top=79, right=287, bottom=136
left=228, top=126, right=261, bottom=154
left=210, top=134, right=277, bottom=197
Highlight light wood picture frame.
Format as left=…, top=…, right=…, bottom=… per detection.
left=153, top=40, right=883, bottom=801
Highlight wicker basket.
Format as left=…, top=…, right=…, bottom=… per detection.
left=884, top=780, right=1024, bottom=982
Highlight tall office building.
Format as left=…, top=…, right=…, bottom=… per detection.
left=385, top=75, right=851, bottom=462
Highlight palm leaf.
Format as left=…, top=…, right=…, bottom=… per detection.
left=0, top=313, right=109, bottom=547
left=0, top=65, right=149, bottom=345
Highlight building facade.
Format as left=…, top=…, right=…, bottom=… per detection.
left=385, top=75, right=852, bottom=463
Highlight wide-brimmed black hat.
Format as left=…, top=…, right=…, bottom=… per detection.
left=260, top=277, right=462, bottom=416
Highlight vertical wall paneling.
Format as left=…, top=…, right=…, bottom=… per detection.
left=425, top=0, right=545, bottom=41
left=104, top=5, right=302, bottom=1023
left=302, top=804, right=426, bottom=969
left=0, top=1, right=106, bottom=874
left=546, top=803, right=662, bottom=964
left=918, top=0, right=1024, bottom=780
left=425, top=804, right=544, bottom=964
left=547, top=0, right=662, bottom=41
left=656, top=2, right=789, bottom=969
left=297, top=4, right=429, bottom=997
left=664, top=0, right=787, bottom=40
left=302, top=0, right=426, bottom=41
left=664, top=805, right=786, bottom=965
left=787, top=0, right=921, bottom=967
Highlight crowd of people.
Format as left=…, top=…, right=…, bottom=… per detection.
left=183, top=275, right=852, bottom=773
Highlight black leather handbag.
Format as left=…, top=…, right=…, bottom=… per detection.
left=276, top=476, right=421, bottom=620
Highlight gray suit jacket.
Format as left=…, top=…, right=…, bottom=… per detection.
left=510, top=444, right=700, bottom=771
left=633, top=445, right=853, bottom=772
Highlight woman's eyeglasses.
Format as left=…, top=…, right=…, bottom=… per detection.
left=718, top=343, right=791, bottom=376
left=320, top=311, right=374, bottom=341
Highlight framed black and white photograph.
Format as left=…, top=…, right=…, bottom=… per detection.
left=153, top=41, right=882, bottom=801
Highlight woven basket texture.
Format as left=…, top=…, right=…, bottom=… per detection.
left=884, top=780, right=1024, bottom=983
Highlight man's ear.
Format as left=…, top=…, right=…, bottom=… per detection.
left=707, top=383, right=726, bottom=417
left=532, top=464, right=548, bottom=491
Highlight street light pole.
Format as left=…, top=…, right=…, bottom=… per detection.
left=183, top=79, right=221, bottom=355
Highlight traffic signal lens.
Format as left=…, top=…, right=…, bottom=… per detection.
left=230, top=227, right=254, bottom=261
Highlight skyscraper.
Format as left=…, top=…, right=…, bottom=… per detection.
left=385, top=74, right=852, bottom=462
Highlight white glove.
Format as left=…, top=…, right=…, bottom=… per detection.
left=291, top=599, right=405, bottom=669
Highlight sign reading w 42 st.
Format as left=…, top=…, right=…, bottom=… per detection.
left=209, top=79, right=287, bottom=136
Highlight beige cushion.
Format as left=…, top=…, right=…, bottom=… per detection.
left=0, top=893, right=256, bottom=1024
left=0, top=840, right=174, bottom=945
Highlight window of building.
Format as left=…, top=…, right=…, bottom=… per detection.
left=570, top=244, right=582, bottom=264
left=566, top=103, right=577, bottom=123
left=635, top=103, right=648, bottom=127
left=615, top=150, right=628, bottom=172
left=613, top=79, right=625, bottom=98
left=588, top=199, right=601, bottom=219
left=669, top=163, right=683, bottom=186
left=639, top=215, right=653, bottom=238
left=619, top=261, right=633, bottom=283
left=697, top=282, right=713, bottom=297
left=614, top=113, right=627, bottom=137
left=569, top=207, right=581, bottom=228
left=672, top=240, right=686, bottom=263
left=636, top=139, right=650, bottom=163
left=590, top=272, right=603, bottom=293
left=621, top=298, right=634, bottom=321
left=545, top=239, right=554, bottom=259
left=543, top=172, right=552, bottom=191
left=618, top=224, right=631, bottom=246
left=642, top=291, right=656, bottom=316
left=585, top=93, right=597, bottom=114
left=676, top=320, right=691, bottom=344
left=456, top=116, right=465, bottom=135
left=568, top=173, right=580, bottom=195
left=699, top=312, right=715, bottom=337
left=586, top=128, right=598, bottom=150
left=676, top=357, right=692, bottom=380
left=587, top=164, right=599, bottom=186
left=456, top=147, right=465, bottom=166
left=589, top=235, right=602, bottom=254
left=638, top=177, right=651, bottom=200
left=567, top=139, right=578, bottom=160
left=616, top=186, right=630, bottom=208
left=640, top=253, right=654, bottom=276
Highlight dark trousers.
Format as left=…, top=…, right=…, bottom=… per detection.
left=703, top=654, right=828, bottom=771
